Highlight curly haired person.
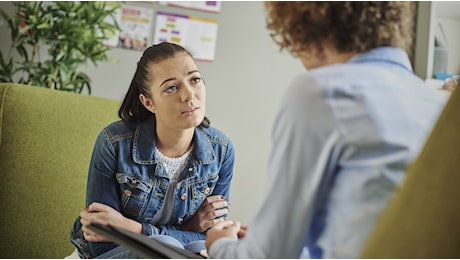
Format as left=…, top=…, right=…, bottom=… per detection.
left=205, top=2, right=444, bottom=258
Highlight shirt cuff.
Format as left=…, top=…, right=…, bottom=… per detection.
left=208, top=237, right=236, bottom=258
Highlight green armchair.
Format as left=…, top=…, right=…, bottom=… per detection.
left=0, top=83, right=120, bottom=258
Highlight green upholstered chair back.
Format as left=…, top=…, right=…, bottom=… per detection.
left=0, top=83, right=120, bottom=258
left=360, top=87, right=460, bottom=258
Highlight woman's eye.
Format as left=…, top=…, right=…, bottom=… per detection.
left=165, top=85, right=178, bottom=93
left=191, top=77, right=202, bottom=84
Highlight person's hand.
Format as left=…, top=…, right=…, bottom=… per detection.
left=79, top=202, right=141, bottom=242
left=442, top=79, right=457, bottom=92
left=181, top=195, right=230, bottom=233
left=205, top=220, right=248, bottom=251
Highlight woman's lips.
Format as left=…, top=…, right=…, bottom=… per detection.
left=182, top=107, right=198, bottom=115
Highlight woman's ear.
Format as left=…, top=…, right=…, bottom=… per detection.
left=139, top=93, right=156, bottom=113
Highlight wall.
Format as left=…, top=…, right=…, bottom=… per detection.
left=438, top=18, right=460, bottom=74
left=436, top=1, right=460, bottom=75
left=0, top=1, right=304, bottom=224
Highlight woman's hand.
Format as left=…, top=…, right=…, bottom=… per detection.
left=181, top=195, right=230, bottom=233
left=79, top=202, right=142, bottom=242
left=205, top=220, right=248, bottom=251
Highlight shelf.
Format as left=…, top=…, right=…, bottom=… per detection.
left=414, top=2, right=460, bottom=79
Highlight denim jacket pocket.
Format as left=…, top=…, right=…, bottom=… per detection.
left=187, top=174, right=220, bottom=218
left=116, top=173, right=153, bottom=218
left=171, top=174, right=219, bottom=224
left=192, top=174, right=219, bottom=200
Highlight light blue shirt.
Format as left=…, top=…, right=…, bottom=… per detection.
left=209, top=47, right=444, bottom=258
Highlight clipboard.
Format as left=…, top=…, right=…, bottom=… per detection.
left=87, top=222, right=206, bottom=259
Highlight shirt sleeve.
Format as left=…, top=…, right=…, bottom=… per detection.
left=86, top=130, right=121, bottom=210
left=209, top=75, right=340, bottom=258
left=211, top=138, right=235, bottom=199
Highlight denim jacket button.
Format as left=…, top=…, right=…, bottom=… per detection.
left=188, top=167, right=193, bottom=172
left=180, top=193, right=187, bottom=200
left=178, top=217, right=184, bottom=223
left=124, top=189, right=132, bottom=196
left=204, top=187, right=211, bottom=194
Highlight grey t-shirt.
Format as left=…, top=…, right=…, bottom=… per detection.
left=151, top=146, right=193, bottom=225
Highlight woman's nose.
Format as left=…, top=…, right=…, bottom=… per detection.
left=181, top=84, right=194, bottom=102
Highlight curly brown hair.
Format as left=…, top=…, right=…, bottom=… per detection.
left=265, top=2, right=416, bottom=57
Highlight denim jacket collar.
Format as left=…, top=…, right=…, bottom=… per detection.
left=132, top=116, right=216, bottom=165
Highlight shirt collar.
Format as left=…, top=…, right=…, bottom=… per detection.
left=348, top=47, right=414, bottom=73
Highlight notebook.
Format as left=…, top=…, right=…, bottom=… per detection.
left=87, top=222, right=206, bottom=259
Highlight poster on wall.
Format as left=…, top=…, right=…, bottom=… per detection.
left=153, top=11, right=218, bottom=61
left=117, top=4, right=154, bottom=51
left=159, top=1, right=221, bottom=13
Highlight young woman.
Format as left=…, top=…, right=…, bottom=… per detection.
left=205, top=2, right=444, bottom=258
left=70, top=42, right=234, bottom=258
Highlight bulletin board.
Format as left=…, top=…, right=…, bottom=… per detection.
left=159, top=1, right=221, bottom=13
left=153, top=11, right=218, bottom=61
left=103, top=1, right=220, bottom=62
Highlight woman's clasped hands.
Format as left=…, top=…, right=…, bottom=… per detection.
left=205, top=219, right=248, bottom=251
left=80, top=195, right=232, bottom=243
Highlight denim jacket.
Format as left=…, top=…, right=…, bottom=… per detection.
left=70, top=116, right=235, bottom=258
